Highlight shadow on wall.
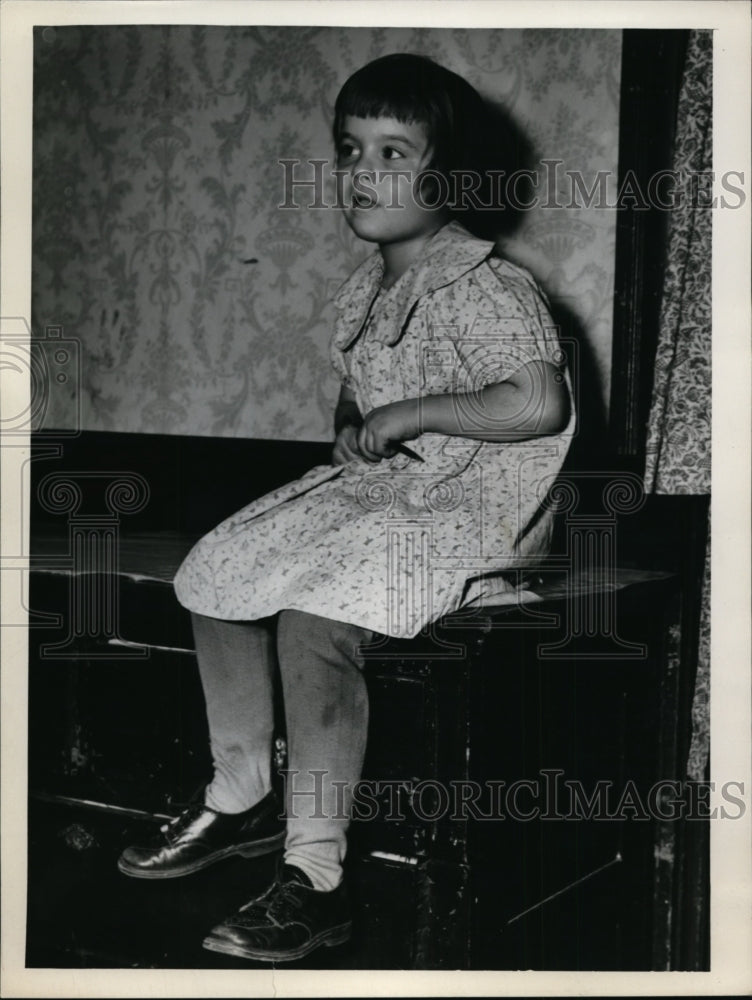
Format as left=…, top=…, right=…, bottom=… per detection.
left=460, top=97, right=536, bottom=242
left=551, top=299, right=609, bottom=465
left=461, top=98, right=607, bottom=465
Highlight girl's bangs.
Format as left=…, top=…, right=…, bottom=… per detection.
left=334, top=87, right=432, bottom=136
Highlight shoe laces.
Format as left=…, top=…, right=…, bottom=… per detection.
left=237, top=876, right=306, bottom=928
left=159, top=803, right=205, bottom=844
left=268, top=878, right=306, bottom=923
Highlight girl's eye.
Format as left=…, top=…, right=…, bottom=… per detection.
left=382, top=146, right=405, bottom=161
left=337, top=143, right=358, bottom=163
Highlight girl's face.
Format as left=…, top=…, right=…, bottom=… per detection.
left=336, top=115, right=447, bottom=247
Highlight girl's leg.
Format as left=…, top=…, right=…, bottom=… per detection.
left=276, top=609, right=372, bottom=891
left=191, top=612, right=277, bottom=814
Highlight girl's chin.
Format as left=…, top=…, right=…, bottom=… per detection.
left=343, top=210, right=388, bottom=240
left=344, top=210, right=417, bottom=240
left=343, top=207, right=446, bottom=246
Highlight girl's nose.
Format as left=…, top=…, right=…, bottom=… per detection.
left=354, top=147, right=380, bottom=176
left=353, top=160, right=376, bottom=181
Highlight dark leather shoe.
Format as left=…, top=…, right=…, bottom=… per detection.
left=202, top=864, right=351, bottom=962
left=117, top=792, right=285, bottom=879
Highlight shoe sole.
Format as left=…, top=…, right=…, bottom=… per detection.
left=117, top=831, right=286, bottom=879
left=202, top=922, right=352, bottom=962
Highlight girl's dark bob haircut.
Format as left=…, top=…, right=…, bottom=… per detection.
left=333, top=52, right=528, bottom=237
left=333, top=53, right=487, bottom=178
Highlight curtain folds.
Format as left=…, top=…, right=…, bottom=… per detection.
left=644, top=30, right=712, bottom=781
left=644, top=30, right=712, bottom=496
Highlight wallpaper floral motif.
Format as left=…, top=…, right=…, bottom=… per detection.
left=32, top=26, right=621, bottom=439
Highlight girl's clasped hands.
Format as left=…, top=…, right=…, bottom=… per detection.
left=332, top=398, right=420, bottom=465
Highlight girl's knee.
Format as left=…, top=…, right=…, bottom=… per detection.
left=278, top=609, right=372, bottom=668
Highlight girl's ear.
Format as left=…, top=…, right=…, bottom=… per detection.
left=419, top=140, right=437, bottom=171
left=414, top=168, right=453, bottom=216
left=416, top=169, right=440, bottom=205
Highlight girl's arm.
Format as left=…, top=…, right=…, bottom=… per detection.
left=357, top=361, right=569, bottom=460
left=334, top=384, right=363, bottom=434
left=334, top=384, right=378, bottom=465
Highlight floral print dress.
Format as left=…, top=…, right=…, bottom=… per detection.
left=173, top=222, right=575, bottom=638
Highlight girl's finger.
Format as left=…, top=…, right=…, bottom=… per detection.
left=373, top=432, right=391, bottom=457
left=357, top=425, right=370, bottom=457
left=358, top=427, right=379, bottom=462
left=334, top=436, right=358, bottom=465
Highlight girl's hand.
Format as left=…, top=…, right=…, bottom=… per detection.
left=332, top=423, right=365, bottom=466
left=357, top=399, right=419, bottom=461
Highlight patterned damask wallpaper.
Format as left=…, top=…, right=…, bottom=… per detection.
left=32, top=26, right=621, bottom=439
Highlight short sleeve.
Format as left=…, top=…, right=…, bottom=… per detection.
left=418, top=258, right=566, bottom=396
left=330, top=339, right=352, bottom=387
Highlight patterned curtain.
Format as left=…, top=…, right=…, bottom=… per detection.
left=644, top=31, right=712, bottom=780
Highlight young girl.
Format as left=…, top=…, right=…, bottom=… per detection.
left=118, top=53, right=574, bottom=963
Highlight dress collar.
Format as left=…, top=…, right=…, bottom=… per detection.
left=332, top=221, right=496, bottom=350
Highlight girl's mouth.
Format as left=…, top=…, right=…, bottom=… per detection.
left=351, top=191, right=378, bottom=210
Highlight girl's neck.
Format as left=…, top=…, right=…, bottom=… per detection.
left=379, top=221, right=448, bottom=290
